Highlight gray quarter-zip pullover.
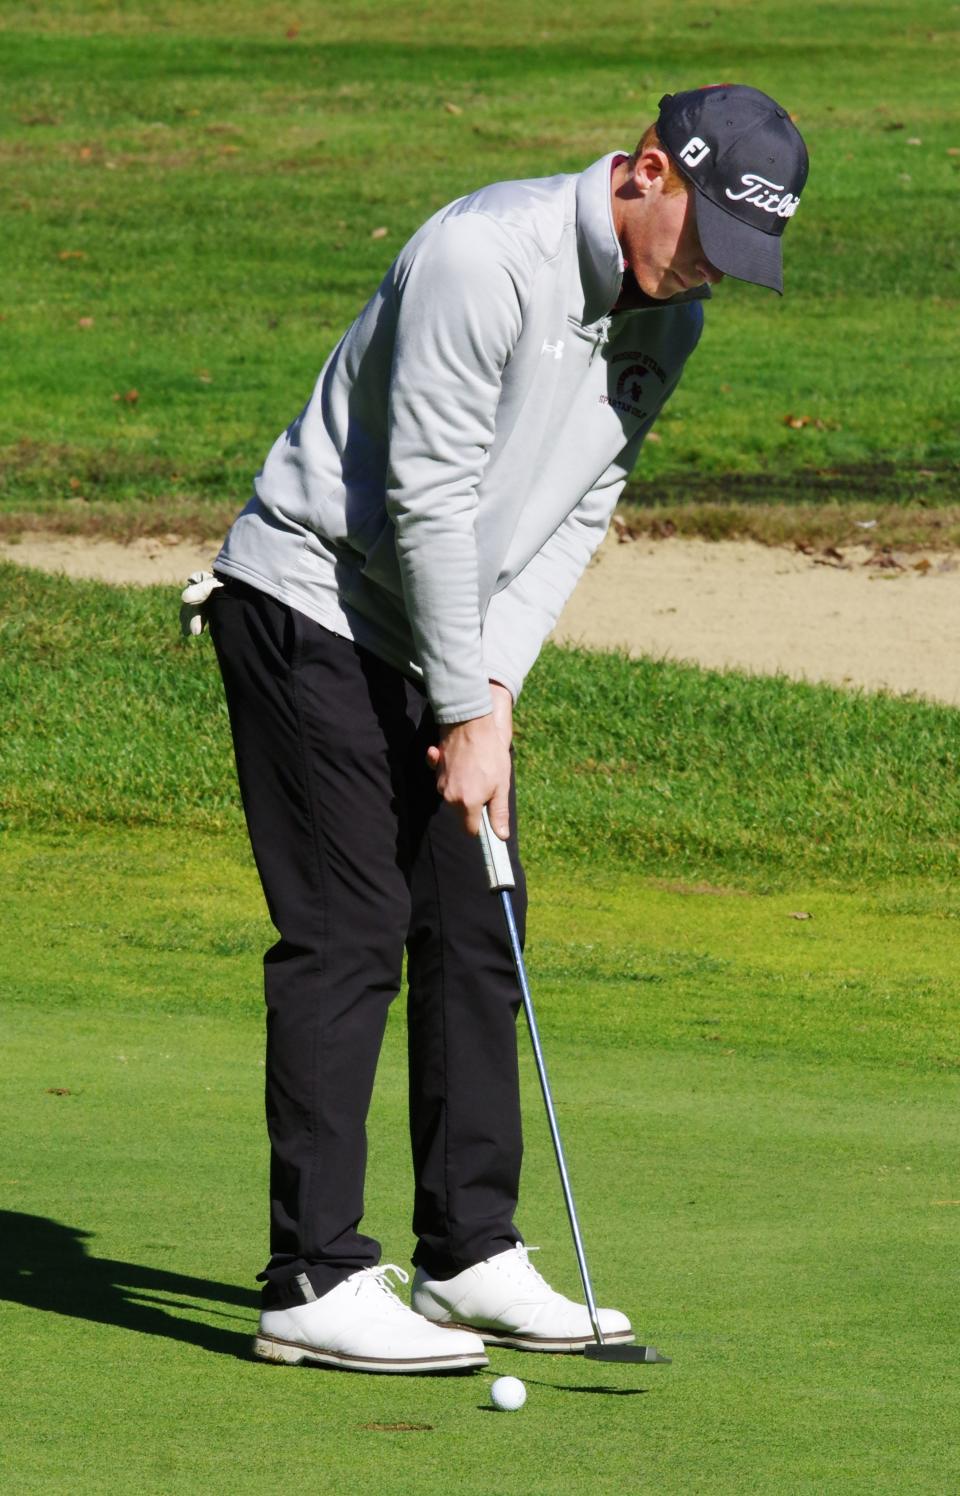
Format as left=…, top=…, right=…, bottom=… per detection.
left=215, top=152, right=707, bottom=722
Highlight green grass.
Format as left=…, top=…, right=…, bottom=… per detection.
left=2, top=556, right=959, bottom=1489
left=3, top=563, right=960, bottom=888
left=3, top=830, right=959, bottom=1492
left=0, top=0, right=958, bottom=539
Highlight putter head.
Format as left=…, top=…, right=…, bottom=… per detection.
left=584, top=1343, right=671, bottom=1365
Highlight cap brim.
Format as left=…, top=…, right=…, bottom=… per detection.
left=692, top=191, right=784, bottom=294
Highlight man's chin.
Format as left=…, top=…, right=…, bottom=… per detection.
left=636, top=271, right=683, bottom=300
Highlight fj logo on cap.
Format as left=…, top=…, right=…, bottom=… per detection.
left=678, top=136, right=711, bottom=168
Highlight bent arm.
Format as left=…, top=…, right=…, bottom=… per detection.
left=480, top=432, right=645, bottom=699
left=386, top=212, right=526, bottom=724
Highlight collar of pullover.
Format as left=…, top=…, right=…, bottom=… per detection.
left=575, top=151, right=712, bottom=325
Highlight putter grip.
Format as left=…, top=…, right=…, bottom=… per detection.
left=479, top=807, right=516, bottom=892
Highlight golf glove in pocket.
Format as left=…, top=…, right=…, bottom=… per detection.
left=180, top=570, right=223, bottom=637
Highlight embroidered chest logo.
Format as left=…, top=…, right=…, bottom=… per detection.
left=599, top=350, right=667, bottom=420
left=541, top=338, right=565, bottom=360
left=616, top=365, right=649, bottom=404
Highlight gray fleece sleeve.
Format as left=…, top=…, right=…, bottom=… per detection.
left=480, top=446, right=637, bottom=701
left=385, top=212, right=525, bottom=723
left=481, top=359, right=697, bottom=700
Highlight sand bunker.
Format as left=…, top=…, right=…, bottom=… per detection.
left=3, top=530, right=958, bottom=708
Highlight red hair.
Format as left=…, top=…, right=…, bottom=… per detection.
left=631, top=123, right=689, bottom=195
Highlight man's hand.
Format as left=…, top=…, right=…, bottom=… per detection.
left=426, top=682, right=514, bottom=838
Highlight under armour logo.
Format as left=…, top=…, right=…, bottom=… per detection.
left=541, top=339, right=565, bottom=360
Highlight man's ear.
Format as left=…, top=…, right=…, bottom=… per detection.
left=632, top=146, right=672, bottom=195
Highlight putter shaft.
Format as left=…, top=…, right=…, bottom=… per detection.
left=478, top=811, right=669, bottom=1366
left=495, top=885, right=607, bottom=1347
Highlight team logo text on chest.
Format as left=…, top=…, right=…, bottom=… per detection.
left=598, top=350, right=667, bottom=419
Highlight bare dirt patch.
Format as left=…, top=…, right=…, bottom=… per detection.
left=3, top=529, right=959, bottom=708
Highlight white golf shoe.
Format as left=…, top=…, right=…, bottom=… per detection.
left=253, top=1263, right=489, bottom=1374
left=411, top=1243, right=634, bottom=1352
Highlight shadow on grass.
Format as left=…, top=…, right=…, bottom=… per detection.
left=0, top=1211, right=258, bottom=1358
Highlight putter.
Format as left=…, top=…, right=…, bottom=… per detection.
left=478, top=809, right=670, bottom=1367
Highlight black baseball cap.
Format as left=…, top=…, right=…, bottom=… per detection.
left=656, top=85, right=809, bottom=293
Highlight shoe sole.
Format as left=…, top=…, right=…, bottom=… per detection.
left=252, top=1333, right=489, bottom=1374
left=438, top=1321, right=636, bottom=1354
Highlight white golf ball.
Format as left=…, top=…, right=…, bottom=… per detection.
left=490, top=1375, right=526, bottom=1412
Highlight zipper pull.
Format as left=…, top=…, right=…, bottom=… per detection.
left=590, top=316, right=611, bottom=362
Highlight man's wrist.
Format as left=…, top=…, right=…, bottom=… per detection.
left=439, top=711, right=496, bottom=739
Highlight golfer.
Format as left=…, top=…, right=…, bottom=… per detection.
left=189, top=85, right=808, bottom=1373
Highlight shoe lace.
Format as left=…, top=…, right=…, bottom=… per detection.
left=502, top=1242, right=550, bottom=1290
left=351, top=1263, right=411, bottom=1314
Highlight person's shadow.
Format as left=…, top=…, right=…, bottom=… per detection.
left=1, top=1211, right=259, bottom=1357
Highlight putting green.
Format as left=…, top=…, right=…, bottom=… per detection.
left=3, top=831, right=958, bottom=1492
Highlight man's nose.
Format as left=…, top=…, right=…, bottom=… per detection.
left=698, top=260, right=725, bottom=285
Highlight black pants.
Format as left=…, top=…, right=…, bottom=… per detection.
left=208, top=579, right=527, bottom=1309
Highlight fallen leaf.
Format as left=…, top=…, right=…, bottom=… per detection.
left=443, top=101, right=463, bottom=115
left=814, top=545, right=849, bottom=569
left=864, top=549, right=905, bottom=570
left=882, top=121, right=905, bottom=131
left=45, top=1087, right=72, bottom=1096
left=912, top=557, right=932, bottom=574
left=58, top=249, right=86, bottom=261
left=112, top=389, right=140, bottom=405
left=784, top=413, right=810, bottom=429
left=649, top=517, right=677, bottom=538
left=78, top=145, right=93, bottom=160
left=788, top=912, right=812, bottom=920
left=370, top=226, right=388, bottom=240
left=948, top=148, right=960, bottom=157
left=196, top=369, right=213, bottom=384
left=77, top=316, right=95, bottom=329
left=645, top=430, right=662, bottom=443
left=907, top=137, right=922, bottom=146
left=68, top=477, right=82, bottom=490
left=286, top=24, right=300, bottom=39
left=854, top=519, right=877, bottom=529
